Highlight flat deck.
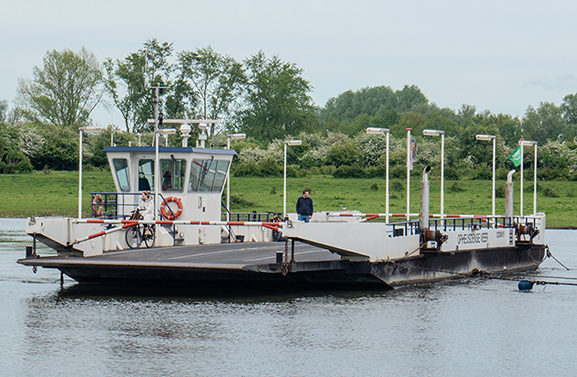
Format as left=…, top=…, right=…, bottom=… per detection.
left=19, top=241, right=341, bottom=269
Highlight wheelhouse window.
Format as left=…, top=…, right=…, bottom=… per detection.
left=161, top=158, right=186, bottom=192
left=113, top=159, right=130, bottom=192
left=138, top=159, right=154, bottom=191
left=188, top=159, right=230, bottom=192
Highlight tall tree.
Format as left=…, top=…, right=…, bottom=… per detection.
left=522, top=102, right=564, bottom=144
left=239, top=51, right=318, bottom=142
left=178, top=46, right=245, bottom=136
left=0, top=100, right=8, bottom=123
left=17, top=48, right=104, bottom=128
left=104, top=39, right=174, bottom=132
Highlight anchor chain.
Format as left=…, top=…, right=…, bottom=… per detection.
left=281, top=238, right=296, bottom=276
left=282, top=238, right=290, bottom=276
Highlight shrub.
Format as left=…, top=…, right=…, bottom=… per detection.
left=543, top=187, right=559, bottom=197
left=444, top=166, right=461, bottom=180
left=256, top=157, right=281, bottom=177
left=232, top=162, right=258, bottom=177
left=391, top=180, right=404, bottom=192
left=473, top=165, right=492, bottom=180
left=390, top=165, right=406, bottom=179
left=449, top=182, right=465, bottom=192
left=326, top=142, right=362, bottom=167
left=231, top=195, right=256, bottom=206
left=495, top=185, right=505, bottom=198
left=286, top=165, right=300, bottom=178
left=333, top=165, right=366, bottom=178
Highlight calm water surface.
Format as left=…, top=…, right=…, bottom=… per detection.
left=1, top=218, right=576, bottom=377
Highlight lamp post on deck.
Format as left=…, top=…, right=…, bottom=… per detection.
left=519, top=139, right=538, bottom=216
left=423, top=129, right=445, bottom=220
left=226, top=133, right=246, bottom=221
left=366, top=127, right=390, bottom=223
left=283, top=140, right=302, bottom=218
left=476, top=134, right=496, bottom=221
left=78, top=126, right=102, bottom=219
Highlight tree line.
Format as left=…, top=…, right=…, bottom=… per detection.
left=1, top=39, right=577, bottom=180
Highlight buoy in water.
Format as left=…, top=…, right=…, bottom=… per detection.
left=518, top=279, right=534, bottom=291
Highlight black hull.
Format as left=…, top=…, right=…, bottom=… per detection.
left=19, top=243, right=547, bottom=291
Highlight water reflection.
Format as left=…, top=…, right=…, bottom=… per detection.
left=4, top=219, right=577, bottom=377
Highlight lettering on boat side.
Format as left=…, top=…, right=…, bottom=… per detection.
left=496, top=231, right=505, bottom=238
left=457, top=232, right=489, bottom=245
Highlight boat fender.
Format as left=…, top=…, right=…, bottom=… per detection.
left=161, top=197, right=183, bottom=220
left=518, top=279, right=534, bottom=291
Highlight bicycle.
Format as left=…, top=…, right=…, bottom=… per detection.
left=268, top=211, right=284, bottom=242
left=125, top=209, right=156, bottom=249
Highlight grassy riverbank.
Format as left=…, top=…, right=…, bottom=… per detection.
left=1, top=171, right=575, bottom=228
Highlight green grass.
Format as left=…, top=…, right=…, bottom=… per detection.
left=1, top=171, right=576, bottom=228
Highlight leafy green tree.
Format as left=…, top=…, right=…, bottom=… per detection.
left=104, top=39, right=174, bottom=132
left=320, top=86, right=397, bottom=123
left=561, top=93, right=577, bottom=125
left=522, top=102, right=564, bottom=144
left=0, top=100, right=7, bottom=123
left=17, top=48, right=104, bottom=129
left=178, top=46, right=245, bottom=136
left=0, top=121, right=33, bottom=173
left=238, top=51, right=318, bottom=142
left=390, top=111, right=426, bottom=139
left=395, top=85, right=429, bottom=113
left=30, top=126, right=79, bottom=170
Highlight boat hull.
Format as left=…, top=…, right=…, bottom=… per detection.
left=18, top=242, right=546, bottom=290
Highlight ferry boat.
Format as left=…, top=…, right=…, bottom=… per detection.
left=17, top=95, right=547, bottom=289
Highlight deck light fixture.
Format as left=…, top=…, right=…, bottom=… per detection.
left=366, top=128, right=390, bottom=223
left=284, top=140, right=302, bottom=217
left=423, top=129, right=445, bottom=220
left=160, top=128, right=177, bottom=147
left=226, top=133, right=247, bottom=221
left=78, top=126, right=102, bottom=219
left=476, top=134, right=496, bottom=223
left=180, top=124, right=191, bottom=147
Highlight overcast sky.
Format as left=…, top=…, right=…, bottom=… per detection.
left=2, top=0, right=577, bottom=126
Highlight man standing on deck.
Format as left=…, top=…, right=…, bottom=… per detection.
left=296, top=190, right=313, bottom=223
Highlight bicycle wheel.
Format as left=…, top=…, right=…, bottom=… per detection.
left=143, top=225, right=155, bottom=248
left=125, top=225, right=142, bottom=249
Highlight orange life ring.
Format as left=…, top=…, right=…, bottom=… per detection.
left=161, top=196, right=183, bottom=219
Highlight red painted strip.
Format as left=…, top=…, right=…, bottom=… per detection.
left=339, top=214, right=354, bottom=217
left=88, top=231, right=106, bottom=239
left=263, top=224, right=280, bottom=232
left=86, top=219, right=104, bottom=223
left=227, top=222, right=245, bottom=226
left=121, top=219, right=140, bottom=224
left=201, top=221, right=210, bottom=225
left=366, top=215, right=379, bottom=221
left=446, top=214, right=460, bottom=218
left=391, top=213, right=405, bottom=217
left=189, top=221, right=201, bottom=225
left=157, top=220, right=173, bottom=225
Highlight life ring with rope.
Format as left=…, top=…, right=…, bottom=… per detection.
left=92, top=194, right=104, bottom=217
left=161, top=196, right=183, bottom=219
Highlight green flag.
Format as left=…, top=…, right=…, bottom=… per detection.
left=508, top=146, right=522, bottom=167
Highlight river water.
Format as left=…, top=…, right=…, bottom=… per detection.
left=1, top=218, right=576, bottom=377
